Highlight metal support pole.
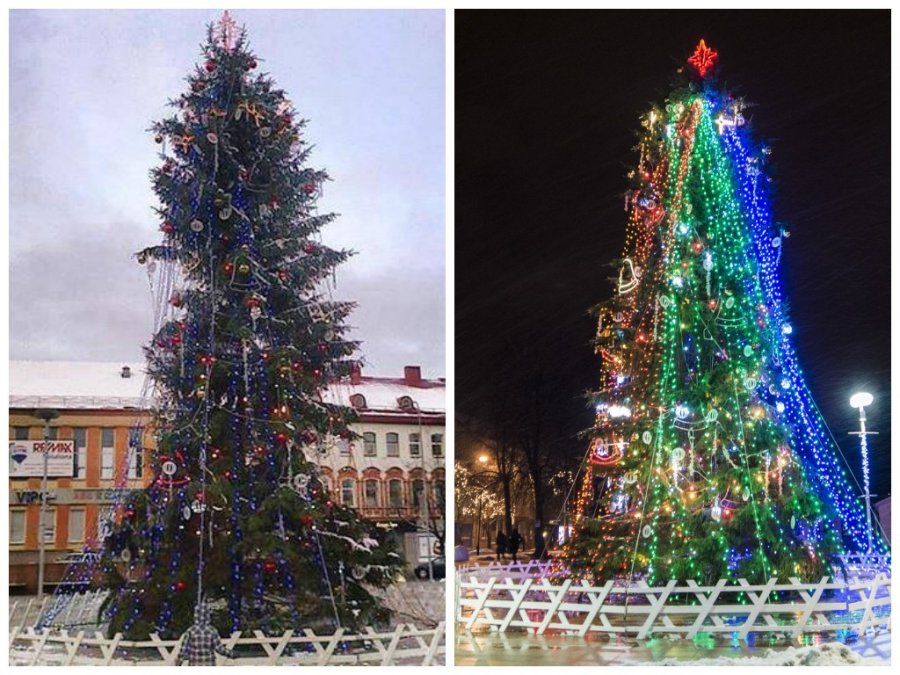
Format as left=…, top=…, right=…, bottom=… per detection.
left=856, top=405, right=874, bottom=554
left=34, top=409, right=59, bottom=600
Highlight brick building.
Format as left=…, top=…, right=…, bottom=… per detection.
left=9, top=361, right=445, bottom=593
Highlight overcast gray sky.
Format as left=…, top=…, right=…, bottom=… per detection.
left=9, top=9, right=445, bottom=379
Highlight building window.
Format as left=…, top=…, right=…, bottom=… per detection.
left=341, top=478, right=355, bottom=507
left=10, top=510, right=26, bottom=545
left=431, top=433, right=444, bottom=458
left=434, top=480, right=446, bottom=507
left=73, top=428, right=87, bottom=479
left=364, top=479, right=379, bottom=508
left=42, top=507, right=57, bottom=544
left=45, top=427, right=59, bottom=440
left=397, top=395, right=415, bottom=411
left=409, top=433, right=421, bottom=457
left=101, top=427, right=115, bottom=480
left=350, top=393, right=367, bottom=409
left=69, top=508, right=85, bottom=543
left=386, top=433, right=399, bottom=457
left=388, top=479, right=403, bottom=510
left=338, top=438, right=351, bottom=456
left=412, top=479, right=425, bottom=509
left=13, top=427, right=29, bottom=440
left=127, top=427, right=143, bottom=479
left=363, top=432, right=377, bottom=457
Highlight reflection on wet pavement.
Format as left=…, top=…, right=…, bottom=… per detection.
left=454, top=629, right=891, bottom=666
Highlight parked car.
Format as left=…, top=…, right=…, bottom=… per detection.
left=413, top=556, right=445, bottom=580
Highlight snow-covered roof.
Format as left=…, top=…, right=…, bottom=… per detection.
left=9, top=361, right=445, bottom=414
left=324, top=379, right=444, bottom=415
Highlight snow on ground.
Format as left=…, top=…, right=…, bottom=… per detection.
left=653, top=642, right=884, bottom=667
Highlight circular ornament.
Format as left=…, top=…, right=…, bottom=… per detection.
left=659, top=295, right=672, bottom=308
left=671, top=447, right=686, bottom=462
left=624, top=471, right=638, bottom=485
left=260, top=127, right=272, bottom=138
left=742, top=491, right=750, bottom=502
left=162, top=460, right=177, bottom=476
left=190, top=219, right=204, bottom=232
left=351, top=565, right=368, bottom=581
left=183, top=506, right=192, bottom=520
left=206, top=133, right=218, bottom=144
left=706, top=409, right=719, bottom=423
left=642, top=525, right=653, bottom=539
left=772, top=237, right=781, bottom=248
left=218, top=207, right=233, bottom=221
left=725, top=297, right=735, bottom=310
left=743, top=345, right=753, bottom=357
left=642, top=430, right=653, bottom=445
left=790, top=515, right=796, bottom=529
left=121, top=548, right=132, bottom=563
left=744, top=377, right=757, bottom=391
left=702, top=256, right=713, bottom=272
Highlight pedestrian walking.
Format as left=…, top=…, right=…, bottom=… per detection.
left=176, top=600, right=234, bottom=666
left=496, top=531, right=507, bottom=562
left=509, top=528, right=522, bottom=563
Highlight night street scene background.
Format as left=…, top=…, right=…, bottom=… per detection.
left=455, top=10, right=890, bottom=562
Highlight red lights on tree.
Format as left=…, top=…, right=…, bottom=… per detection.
left=688, top=39, right=718, bottom=78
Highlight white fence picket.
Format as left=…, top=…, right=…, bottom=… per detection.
left=8, top=621, right=445, bottom=666
left=456, top=562, right=891, bottom=641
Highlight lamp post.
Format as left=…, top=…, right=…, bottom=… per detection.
left=34, top=409, right=60, bottom=599
left=848, top=392, right=877, bottom=554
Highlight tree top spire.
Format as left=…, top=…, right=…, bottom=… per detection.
left=216, top=10, right=239, bottom=53
left=688, top=39, right=718, bottom=78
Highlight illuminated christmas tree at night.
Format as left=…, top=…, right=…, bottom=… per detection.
left=563, top=40, right=888, bottom=586
left=94, top=14, right=403, bottom=639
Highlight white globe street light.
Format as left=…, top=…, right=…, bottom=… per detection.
left=849, top=391, right=877, bottom=554
left=849, top=392, right=873, bottom=409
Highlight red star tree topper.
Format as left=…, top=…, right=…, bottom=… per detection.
left=688, top=39, right=718, bottom=78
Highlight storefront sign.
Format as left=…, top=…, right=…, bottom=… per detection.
left=9, top=440, right=75, bottom=478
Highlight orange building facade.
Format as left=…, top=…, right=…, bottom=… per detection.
left=9, top=362, right=445, bottom=593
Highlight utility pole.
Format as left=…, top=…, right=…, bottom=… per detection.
left=34, top=409, right=60, bottom=599
left=849, top=392, right=878, bottom=556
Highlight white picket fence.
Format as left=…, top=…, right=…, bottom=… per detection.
left=456, top=566, right=891, bottom=640
left=9, top=622, right=446, bottom=666
left=9, top=591, right=109, bottom=630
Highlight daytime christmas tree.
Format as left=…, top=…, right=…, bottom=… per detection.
left=99, top=14, right=403, bottom=639
left=563, top=41, right=886, bottom=586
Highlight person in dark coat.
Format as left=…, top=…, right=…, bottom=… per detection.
left=176, top=600, right=234, bottom=666
left=509, top=528, right=522, bottom=563
left=496, top=531, right=507, bottom=562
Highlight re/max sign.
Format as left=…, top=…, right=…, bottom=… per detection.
left=9, top=440, right=76, bottom=478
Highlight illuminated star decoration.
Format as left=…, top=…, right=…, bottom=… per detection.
left=216, top=10, right=239, bottom=53
left=688, top=39, right=719, bottom=78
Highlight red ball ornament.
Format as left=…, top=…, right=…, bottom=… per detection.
left=263, top=560, right=277, bottom=573
left=223, top=262, right=235, bottom=274
left=275, top=432, right=288, bottom=445
left=245, top=59, right=258, bottom=71
left=312, top=368, right=322, bottom=379
left=205, top=60, right=217, bottom=73
left=302, top=242, right=317, bottom=255
left=161, top=222, right=175, bottom=235
left=300, top=515, right=314, bottom=528
left=174, top=580, right=188, bottom=592
left=303, top=182, right=317, bottom=195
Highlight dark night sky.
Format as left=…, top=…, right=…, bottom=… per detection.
left=456, top=10, right=891, bottom=500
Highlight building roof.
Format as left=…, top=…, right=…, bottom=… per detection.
left=9, top=361, right=445, bottom=415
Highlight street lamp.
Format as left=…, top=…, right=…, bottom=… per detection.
left=34, top=409, right=60, bottom=599
left=848, top=392, right=877, bottom=554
